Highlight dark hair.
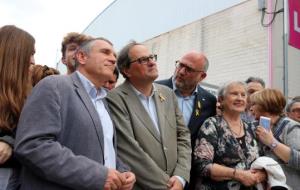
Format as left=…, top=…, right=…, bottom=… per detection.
left=113, top=67, right=119, bottom=80
left=0, top=25, right=35, bottom=131
left=31, top=65, right=60, bottom=86
left=245, top=76, right=265, bottom=88
left=117, top=40, right=142, bottom=79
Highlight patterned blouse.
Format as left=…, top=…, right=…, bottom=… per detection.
left=193, top=115, right=260, bottom=190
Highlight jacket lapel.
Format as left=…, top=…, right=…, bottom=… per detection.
left=153, top=87, right=166, bottom=143
left=71, top=73, right=104, bottom=154
left=188, top=88, right=205, bottom=132
left=121, top=81, right=161, bottom=142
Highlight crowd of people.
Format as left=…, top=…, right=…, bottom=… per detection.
left=0, top=24, right=299, bottom=190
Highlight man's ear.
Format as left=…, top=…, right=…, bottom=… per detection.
left=201, top=72, right=207, bottom=79
left=61, top=57, right=66, bottom=65
left=75, top=51, right=87, bottom=66
left=122, top=68, right=131, bottom=78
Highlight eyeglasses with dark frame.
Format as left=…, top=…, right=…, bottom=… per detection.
left=175, top=61, right=204, bottom=74
left=130, top=54, right=157, bottom=64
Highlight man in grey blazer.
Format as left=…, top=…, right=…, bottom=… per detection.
left=15, top=38, right=135, bottom=190
left=107, top=41, right=191, bottom=190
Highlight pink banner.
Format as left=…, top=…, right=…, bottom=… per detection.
left=289, top=0, right=300, bottom=49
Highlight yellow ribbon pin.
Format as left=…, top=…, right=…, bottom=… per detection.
left=159, top=93, right=166, bottom=102
left=195, top=109, right=200, bottom=116
left=195, top=101, right=201, bottom=116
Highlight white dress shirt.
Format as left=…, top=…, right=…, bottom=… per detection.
left=76, top=71, right=116, bottom=169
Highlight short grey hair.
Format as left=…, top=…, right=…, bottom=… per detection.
left=218, top=81, right=247, bottom=99
left=286, top=99, right=300, bottom=113
left=117, top=40, right=142, bottom=79
left=74, top=37, right=113, bottom=69
left=203, top=56, right=209, bottom=72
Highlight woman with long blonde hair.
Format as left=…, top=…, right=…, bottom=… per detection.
left=0, top=25, right=35, bottom=189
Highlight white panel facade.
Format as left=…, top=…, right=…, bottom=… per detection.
left=83, top=0, right=245, bottom=50
left=144, top=0, right=268, bottom=88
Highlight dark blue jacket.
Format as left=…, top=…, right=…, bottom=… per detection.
left=156, top=77, right=216, bottom=148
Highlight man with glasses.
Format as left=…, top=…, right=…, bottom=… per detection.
left=157, top=51, right=216, bottom=148
left=107, top=41, right=191, bottom=190
left=157, top=51, right=216, bottom=189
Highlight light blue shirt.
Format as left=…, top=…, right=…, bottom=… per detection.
left=76, top=71, right=116, bottom=169
left=172, top=77, right=197, bottom=126
left=130, top=83, right=186, bottom=187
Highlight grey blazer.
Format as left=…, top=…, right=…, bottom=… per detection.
left=107, top=81, right=191, bottom=190
left=15, top=73, right=128, bottom=190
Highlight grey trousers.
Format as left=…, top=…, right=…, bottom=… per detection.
left=0, top=168, right=19, bottom=190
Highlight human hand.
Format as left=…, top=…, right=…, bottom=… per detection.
left=0, top=141, right=12, bottom=164
left=104, top=169, right=126, bottom=190
left=251, top=169, right=267, bottom=184
left=167, top=176, right=183, bottom=190
left=235, top=169, right=258, bottom=187
left=255, top=126, right=274, bottom=146
left=120, top=172, right=136, bottom=190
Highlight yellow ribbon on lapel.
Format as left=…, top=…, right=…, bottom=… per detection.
left=159, top=93, right=166, bottom=102
left=195, top=100, right=201, bottom=117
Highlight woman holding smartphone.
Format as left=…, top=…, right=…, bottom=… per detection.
left=251, top=89, right=300, bottom=189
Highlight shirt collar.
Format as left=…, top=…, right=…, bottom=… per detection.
left=76, top=71, right=107, bottom=99
left=130, top=83, right=156, bottom=98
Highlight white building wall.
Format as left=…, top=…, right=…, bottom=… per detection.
left=83, top=0, right=246, bottom=50
left=144, top=0, right=268, bottom=88
left=83, top=0, right=300, bottom=97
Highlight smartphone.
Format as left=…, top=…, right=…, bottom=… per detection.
left=259, top=116, right=271, bottom=131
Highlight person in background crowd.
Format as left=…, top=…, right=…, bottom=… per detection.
left=61, top=32, right=93, bottom=74
left=241, top=76, right=265, bottom=123
left=107, top=41, right=191, bottom=190
left=104, top=67, right=119, bottom=90
left=156, top=51, right=216, bottom=189
left=0, top=25, right=35, bottom=190
left=30, top=64, right=60, bottom=86
left=14, top=38, right=135, bottom=190
left=252, top=89, right=300, bottom=189
left=193, top=81, right=266, bottom=190
left=286, top=99, right=300, bottom=123
left=292, top=96, right=300, bottom=101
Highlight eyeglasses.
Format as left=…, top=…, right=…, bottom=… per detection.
left=175, top=61, right=204, bottom=74
left=130, top=54, right=157, bottom=64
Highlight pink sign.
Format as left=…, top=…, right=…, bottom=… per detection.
left=289, top=0, right=300, bottom=49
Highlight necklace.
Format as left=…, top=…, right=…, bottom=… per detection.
left=229, top=120, right=243, bottom=137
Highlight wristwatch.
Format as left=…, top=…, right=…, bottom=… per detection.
left=269, top=139, right=279, bottom=150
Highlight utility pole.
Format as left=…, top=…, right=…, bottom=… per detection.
left=283, top=0, right=289, bottom=98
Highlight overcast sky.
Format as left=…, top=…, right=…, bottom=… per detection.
left=0, top=0, right=114, bottom=68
